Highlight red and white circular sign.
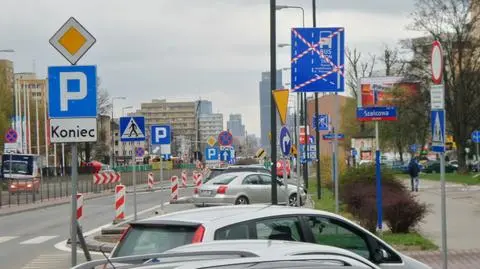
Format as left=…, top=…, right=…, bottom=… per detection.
left=431, top=40, right=444, bottom=84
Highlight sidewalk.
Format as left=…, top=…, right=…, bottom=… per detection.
left=414, top=179, right=480, bottom=250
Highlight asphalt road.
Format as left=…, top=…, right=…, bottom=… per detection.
left=0, top=184, right=195, bottom=269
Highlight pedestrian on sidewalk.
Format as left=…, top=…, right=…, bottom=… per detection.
left=408, top=157, right=420, bottom=192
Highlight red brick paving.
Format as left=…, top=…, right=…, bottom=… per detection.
left=405, top=249, right=480, bottom=268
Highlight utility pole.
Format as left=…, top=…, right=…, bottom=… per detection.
left=270, top=0, right=278, bottom=204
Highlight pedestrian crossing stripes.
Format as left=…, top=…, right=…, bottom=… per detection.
left=21, top=253, right=71, bottom=269
left=0, top=235, right=59, bottom=245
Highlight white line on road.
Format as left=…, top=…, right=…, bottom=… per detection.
left=20, top=236, right=59, bottom=245
left=0, top=236, right=18, bottom=243
left=54, top=201, right=170, bottom=254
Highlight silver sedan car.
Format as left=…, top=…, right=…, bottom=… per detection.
left=192, top=172, right=306, bottom=206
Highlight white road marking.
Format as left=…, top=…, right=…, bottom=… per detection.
left=20, top=236, right=59, bottom=245
left=21, top=254, right=69, bottom=269
left=54, top=201, right=170, bottom=254
left=0, top=236, right=18, bottom=244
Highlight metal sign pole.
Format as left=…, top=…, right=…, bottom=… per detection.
left=159, top=146, right=164, bottom=212
left=333, top=93, right=339, bottom=214
left=296, top=93, right=301, bottom=207
left=132, top=150, right=137, bottom=221
left=283, top=156, right=288, bottom=206
left=440, top=150, right=447, bottom=269
left=375, top=121, right=382, bottom=232
left=476, top=142, right=479, bottom=172
left=70, top=143, right=78, bottom=266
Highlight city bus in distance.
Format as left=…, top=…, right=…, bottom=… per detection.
left=1, top=154, right=44, bottom=193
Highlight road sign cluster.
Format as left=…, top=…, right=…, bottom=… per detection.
left=313, top=114, right=329, bottom=131
left=430, top=40, right=446, bottom=153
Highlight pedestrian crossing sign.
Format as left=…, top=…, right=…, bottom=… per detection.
left=120, top=116, right=145, bottom=142
left=431, top=110, right=445, bottom=153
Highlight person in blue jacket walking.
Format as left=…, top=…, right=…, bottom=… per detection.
left=408, top=157, right=421, bottom=192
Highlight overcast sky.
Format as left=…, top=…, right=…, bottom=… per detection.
left=0, top=0, right=421, bottom=136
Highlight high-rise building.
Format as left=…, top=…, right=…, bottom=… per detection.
left=197, top=100, right=212, bottom=115
left=259, top=70, right=282, bottom=151
left=227, top=114, right=245, bottom=138
left=199, top=113, right=223, bottom=143
left=134, top=99, right=196, bottom=156
left=0, top=60, right=14, bottom=92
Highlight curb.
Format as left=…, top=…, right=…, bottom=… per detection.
left=0, top=192, right=113, bottom=217
left=169, top=197, right=194, bottom=204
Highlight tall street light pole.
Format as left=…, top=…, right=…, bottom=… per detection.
left=270, top=0, right=278, bottom=205
left=111, top=96, right=126, bottom=168
left=276, top=4, right=308, bottom=189
left=121, top=105, right=133, bottom=165
left=312, top=0, right=321, bottom=199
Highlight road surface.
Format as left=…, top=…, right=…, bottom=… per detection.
left=0, top=185, right=194, bottom=269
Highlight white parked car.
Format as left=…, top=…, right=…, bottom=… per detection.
left=108, top=205, right=431, bottom=269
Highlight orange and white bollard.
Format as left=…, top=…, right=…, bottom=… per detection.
left=115, top=184, right=126, bottom=221
left=181, top=170, right=187, bottom=188
left=170, top=176, right=179, bottom=202
left=76, top=193, right=84, bottom=221
left=147, top=173, right=154, bottom=190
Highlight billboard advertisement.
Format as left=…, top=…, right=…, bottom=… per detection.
left=359, top=77, right=419, bottom=107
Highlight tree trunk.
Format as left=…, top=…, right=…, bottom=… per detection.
left=85, top=142, right=91, bottom=162
left=396, top=142, right=404, bottom=163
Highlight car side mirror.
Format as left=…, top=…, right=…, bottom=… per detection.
left=372, top=248, right=388, bottom=263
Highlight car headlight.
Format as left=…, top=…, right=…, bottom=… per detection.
left=10, top=185, right=16, bottom=188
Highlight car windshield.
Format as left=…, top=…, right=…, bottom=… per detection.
left=206, top=170, right=226, bottom=181
left=112, top=225, right=197, bottom=257
left=209, top=174, right=238, bottom=185
left=2, top=161, right=29, bottom=174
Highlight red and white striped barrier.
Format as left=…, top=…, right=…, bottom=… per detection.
left=77, top=193, right=84, bottom=221
left=115, top=184, right=126, bottom=221
left=170, top=176, right=178, bottom=202
left=181, top=170, right=187, bottom=188
left=93, top=172, right=121, bottom=184
left=193, top=172, right=203, bottom=193
left=147, top=173, right=154, bottom=190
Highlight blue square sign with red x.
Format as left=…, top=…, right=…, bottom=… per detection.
left=291, top=27, right=345, bottom=93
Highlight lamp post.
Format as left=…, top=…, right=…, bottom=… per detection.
left=276, top=4, right=309, bottom=190
left=111, top=96, right=126, bottom=167
left=121, top=106, right=133, bottom=164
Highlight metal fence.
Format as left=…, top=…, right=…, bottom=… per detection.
left=0, top=168, right=183, bottom=208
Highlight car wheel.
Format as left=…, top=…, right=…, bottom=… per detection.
left=289, top=194, right=299, bottom=207
left=235, top=196, right=249, bottom=205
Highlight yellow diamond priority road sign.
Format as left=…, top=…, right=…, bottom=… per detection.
left=49, top=17, right=96, bottom=65
left=207, top=136, right=216, bottom=147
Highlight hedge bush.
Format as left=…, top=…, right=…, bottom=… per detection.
left=339, top=165, right=428, bottom=234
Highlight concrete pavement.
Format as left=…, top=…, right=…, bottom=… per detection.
left=0, top=184, right=194, bottom=269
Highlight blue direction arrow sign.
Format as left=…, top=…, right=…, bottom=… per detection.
left=291, top=27, right=345, bottom=92
left=357, top=106, right=397, bottom=122
left=220, top=149, right=231, bottom=162
left=279, top=126, right=292, bottom=156
left=472, top=130, right=480, bottom=143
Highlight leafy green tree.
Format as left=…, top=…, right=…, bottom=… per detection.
left=0, top=65, right=13, bottom=151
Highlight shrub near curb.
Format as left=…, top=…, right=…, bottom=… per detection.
left=340, top=165, right=428, bottom=234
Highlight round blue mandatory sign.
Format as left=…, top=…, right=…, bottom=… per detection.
left=279, top=126, right=291, bottom=156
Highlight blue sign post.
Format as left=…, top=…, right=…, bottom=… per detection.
left=313, top=114, right=329, bottom=131
left=356, top=107, right=397, bottom=122
left=151, top=125, right=171, bottom=145
left=205, top=147, right=219, bottom=161
left=291, top=27, right=345, bottom=92
left=431, top=110, right=446, bottom=153
left=279, top=126, right=292, bottom=157
left=220, top=149, right=231, bottom=162
left=120, top=117, right=146, bottom=142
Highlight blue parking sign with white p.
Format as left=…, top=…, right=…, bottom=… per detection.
left=151, top=125, right=171, bottom=145
left=48, top=65, right=97, bottom=118
left=205, top=147, right=219, bottom=161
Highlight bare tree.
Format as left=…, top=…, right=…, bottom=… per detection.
left=409, top=0, right=480, bottom=172
left=346, top=48, right=376, bottom=99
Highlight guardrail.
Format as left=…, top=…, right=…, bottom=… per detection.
left=0, top=168, right=183, bottom=208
